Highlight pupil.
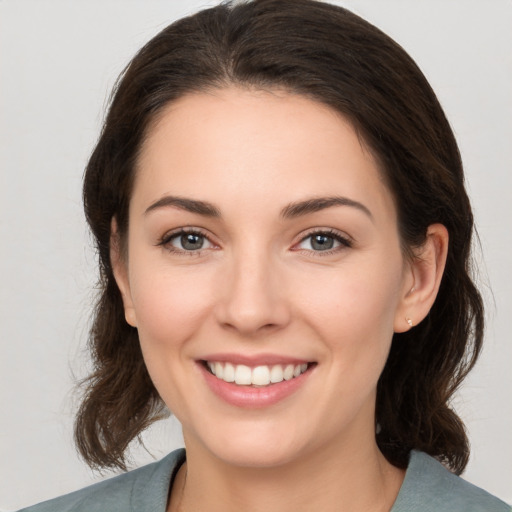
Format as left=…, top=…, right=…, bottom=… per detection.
left=181, top=233, right=203, bottom=250
left=312, top=234, right=334, bottom=251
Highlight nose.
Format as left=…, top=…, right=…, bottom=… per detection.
left=214, top=249, right=291, bottom=337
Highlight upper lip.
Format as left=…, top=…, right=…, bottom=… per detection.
left=199, top=353, right=313, bottom=366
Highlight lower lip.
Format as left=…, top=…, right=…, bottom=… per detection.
left=198, top=363, right=314, bottom=409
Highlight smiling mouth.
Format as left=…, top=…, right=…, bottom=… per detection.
left=203, top=361, right=313, bottom=387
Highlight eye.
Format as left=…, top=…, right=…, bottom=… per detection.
left=296, top=230, right=352, bottom=253
left=160, top=229, right=215, bottom=253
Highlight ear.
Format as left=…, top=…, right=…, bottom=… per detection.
left=110, top=218, right=138, bottom=327
left=394, top=223, right=449, bottom=333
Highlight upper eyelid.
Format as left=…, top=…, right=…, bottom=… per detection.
left=157, top=228, right=218, bottom=253
left=296, top=227, right=353, bottom=244
left=159, top=226, right=211, bottom=242
left=292, top=230, right=354, bottom=256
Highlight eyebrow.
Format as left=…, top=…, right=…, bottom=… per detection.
left=280, top=196, right=373, bottom=221
left=144, top=194, right=373, bottom=221
left=145, top=196, right=221, bottom=217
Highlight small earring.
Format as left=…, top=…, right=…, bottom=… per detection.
left=406, top=317, right=413, bottom=327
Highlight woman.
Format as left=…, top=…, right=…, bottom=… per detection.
left=17, top=0, right=510, bottom=510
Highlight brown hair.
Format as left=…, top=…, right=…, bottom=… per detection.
left=77, top=0, right=483, bottom=474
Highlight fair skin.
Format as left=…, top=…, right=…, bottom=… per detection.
left=112, top=87, right=448, bottom=512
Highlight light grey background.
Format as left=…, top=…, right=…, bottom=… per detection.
left=1, top=1, right=511, bottom=510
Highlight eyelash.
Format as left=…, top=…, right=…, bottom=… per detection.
left=157, top=228, right=353, bottom=256
left=294, top=228, right=353, bottom=256
left=157, top=227, right=214, bottom=256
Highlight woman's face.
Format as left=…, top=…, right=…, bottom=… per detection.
left=115, top=87, right=415, bottom=468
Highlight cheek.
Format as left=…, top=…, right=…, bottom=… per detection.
left=297, top=256, right=403, bottom=354
left=129, top=260, right=216, bottom=349
left=127, top=261, right=219, bottom=412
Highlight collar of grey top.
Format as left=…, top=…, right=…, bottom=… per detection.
left=18, top=448, right=510, bottom=511
left=131, top=448, right=510, bottom=512
left=391, top=450, right=510, bottom=512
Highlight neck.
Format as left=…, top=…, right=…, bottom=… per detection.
left=169, top=435, right=405, bottom=512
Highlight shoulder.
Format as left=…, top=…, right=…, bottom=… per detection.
left=16, top=448, right=186, bottom=512
left=392, top=450, right=511, bottom=512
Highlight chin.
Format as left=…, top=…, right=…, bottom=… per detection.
left=188, top=419, right=309, bottom=469
left=213, top=441, right=301, bottom=469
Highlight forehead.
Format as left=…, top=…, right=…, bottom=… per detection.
left=134, top=87, right=395, bottom=222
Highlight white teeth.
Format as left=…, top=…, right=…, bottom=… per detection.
left=270, top=365, right=284, bottom=383
left=283, top=364, right=295, bottom=381
left=252, top=366, right=270, bottom=386
left=234, top=364, right=252, bottom=385
left=223, top=362, right=235, bottom=382
left=207, top=361, right=310, bottom=387
left=215, top=362, right=224, bottom=380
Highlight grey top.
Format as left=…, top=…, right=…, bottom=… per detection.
left=18, top=449, right=510, bottom=512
